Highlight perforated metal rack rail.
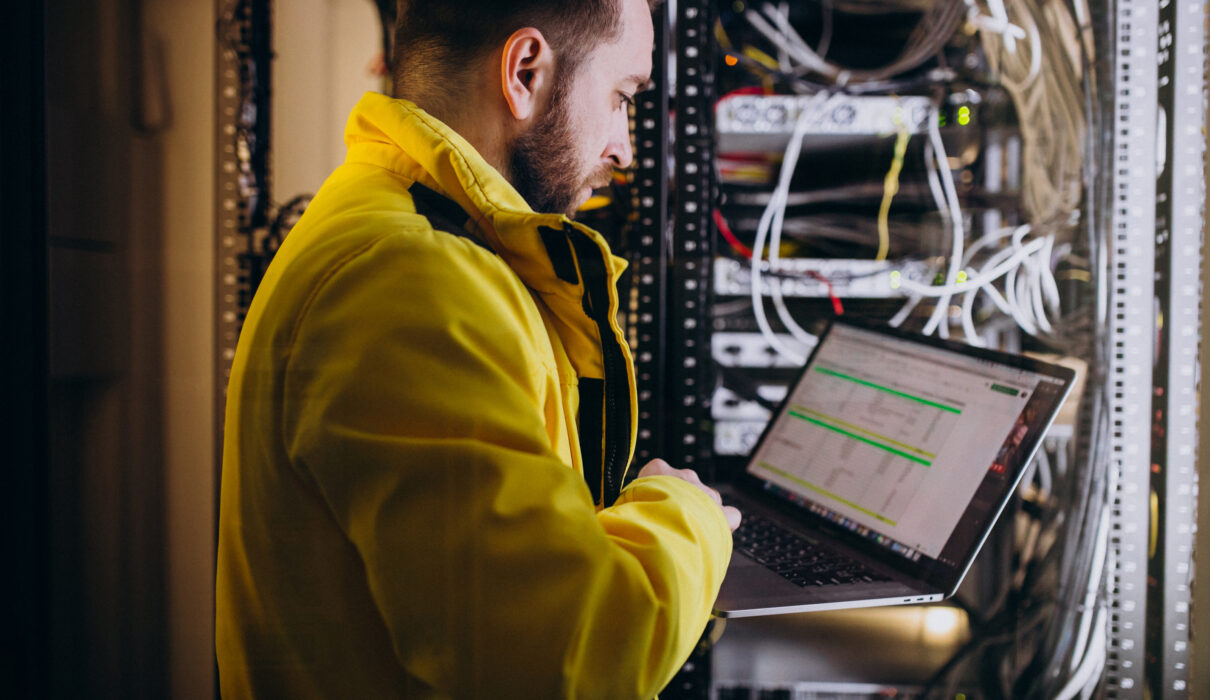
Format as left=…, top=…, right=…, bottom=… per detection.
left=628, top=3, right=671, bottom=468
left=657, top=1, right=720, bottom=696
left=215, top=0, right=273, bottom=470
left=1148, top=0, right=1203, bottom=694
left=668, top=0, right=719, bottom=477
left=1106, top=0, right=1204, bottom=696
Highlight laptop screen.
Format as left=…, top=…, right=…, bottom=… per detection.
left=745, top=319, right=1074, bottom=581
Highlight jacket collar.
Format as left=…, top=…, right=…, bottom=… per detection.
left=342, top=91, right=627, bottom=298
left=342, top=93, right=634, bottom=382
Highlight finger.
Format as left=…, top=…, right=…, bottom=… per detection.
left=722, top=505, right=742, bottom=532
left=677, top=468, right=705, bottom=487
left=706, top=486, right=722, bottom=507
left=637, top=458, right=673, bottom=478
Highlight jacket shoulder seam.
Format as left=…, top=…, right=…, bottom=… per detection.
left=285, top=235, right=387, bottom=354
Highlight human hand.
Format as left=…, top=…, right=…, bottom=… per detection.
left=636, top=459, right=742, bottom=532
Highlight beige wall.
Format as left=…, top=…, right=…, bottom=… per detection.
left=140, top=2, right=380, bottom=695
left=145, top=0, right=215, bottom=697
left=274, top=0, right=381, bottom=199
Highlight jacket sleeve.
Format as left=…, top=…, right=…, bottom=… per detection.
left=281, top=234, right=732, bottom=699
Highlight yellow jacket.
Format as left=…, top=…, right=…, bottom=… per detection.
left=216, top=92, right=732, bottom=699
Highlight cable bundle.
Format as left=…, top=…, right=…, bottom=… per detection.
left=971, top=0, right=1086, bottom=228
left=743, top=0, right=967, bottom=85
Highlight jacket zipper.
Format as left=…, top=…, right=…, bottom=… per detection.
left=569, top=230, right=632, bottom=506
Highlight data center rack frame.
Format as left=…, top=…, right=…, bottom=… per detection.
left=633, top=0, right=1206, bottom=696
left=1105, top=0, right=1204, bottom=696
left=215, top=0, right=273, bottom=479
left=629, top=1, right=672, bottom=469
left=629, top=0, right=719, bottom=479
left=208, top=0, right=1206, bottom=694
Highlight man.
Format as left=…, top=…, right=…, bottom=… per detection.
left=216, top=0, right=740, bottom=697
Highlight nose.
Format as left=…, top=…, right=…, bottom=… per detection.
left=603, top=109, right=634, bottom=170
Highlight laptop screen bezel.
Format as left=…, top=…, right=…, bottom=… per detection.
left=731, top=315, right=1077, bottom=594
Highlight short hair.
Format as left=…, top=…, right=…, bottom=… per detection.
left=389, top=1, right=658, bottom=115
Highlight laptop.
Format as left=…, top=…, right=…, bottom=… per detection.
left=713, top=317, right=1076, bottom=618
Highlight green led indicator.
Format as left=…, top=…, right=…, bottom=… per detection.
left=957, top=106, right=972, bottom=126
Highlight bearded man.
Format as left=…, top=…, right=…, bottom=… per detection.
left=216, top=0, right=740, bottom=697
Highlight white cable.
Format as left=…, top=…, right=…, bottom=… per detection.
left=1054, top=606, right=1107, bottom=700
left=962, top=225, right=1020, bottom=266
left=765, top=101, right=819, bottom=347
left=1007, top=224, right=1051, bottom=333
left=744, top=8, right=836, bottom=78
left=1055, top=457, right=1116, bottom=700
left=898, top=237, right=1046, bottom=297
left=975, top=241, right=1028, bottom=314
left=952, top=235, right=1044, bottom=344
left=958, top=226, right=1029, bottom=344
left=960, top=283, right=982, bottom=344
left=910, top=225, right=1060, bottom=343
left=968, top=0, right=1027, bottom=54
left=1006, top=262, right=1038, bottom=335
left=922, top=106, right=965, bottom=337
left=1034, top=447, right=1052, bottom=497
left=775, top=1, right=791, bottom=73
left=1029, top=246, right=1053, bottom=332
left=1023, top=10, right=1043, bottom=85
left=924, top=139, right=950, bottom=224
left=1068, top=467, right=1115, bottom=676
left=889, top=135, right=950, bottom=331
left=749, top=105, right=818, bottom=364
left=1055, top=436, right=1069, bottom=477
left=1040, top=234, right=1062, bottom=311
left=768, top=93, right=838, bottom=347
left=888, top=294, right=922, bottom=328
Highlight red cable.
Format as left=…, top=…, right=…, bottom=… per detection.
left=713, top=208, right=754, bottom=259
left=807, top=271, right=845, bottom=316
left=712, top=209, right=844, bottom=316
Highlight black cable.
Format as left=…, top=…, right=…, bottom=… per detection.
left=921, top=597, right=1053, bottom=699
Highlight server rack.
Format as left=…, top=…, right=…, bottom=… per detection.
left=215, top=0, right=274, bottom=470
left=214, top=0, right=1205, bottom=696
left=644, top=0, right=1205, bottom=697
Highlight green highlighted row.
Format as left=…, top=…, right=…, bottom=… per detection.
left=814, top=366, right=963, bottom=414
left=792, top=406, right=935, bottom=459
left=788, top=410, right=933, bottom=466
left=757, top=461, right=898, bottom=526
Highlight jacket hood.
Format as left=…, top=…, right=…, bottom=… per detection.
left=341, top=92, right=637, bottom=468
left=342, top=92, right=629, bottom=298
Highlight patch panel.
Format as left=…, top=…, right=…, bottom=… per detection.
left=716, top=94, right=932, bottom=153
left=710, top=385, right=787, bottom=421
left=712, top=331, right=815, bottom=368
left=714, top=420, right=769, bottom=457
left=713, top=258, right=928, bottom=298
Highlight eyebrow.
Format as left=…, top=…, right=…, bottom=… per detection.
left=624, top=73, right=654, bottom=93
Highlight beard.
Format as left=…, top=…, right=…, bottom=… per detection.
left=508, top=81, right=611, bottom=217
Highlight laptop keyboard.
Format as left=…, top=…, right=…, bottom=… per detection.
left=734, top=512, right=892, bottom=588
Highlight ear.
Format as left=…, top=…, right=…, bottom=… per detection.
left=500, top=27, right=553, bottom=122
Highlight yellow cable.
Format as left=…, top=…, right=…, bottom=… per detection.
left=742, top=45, right=780, bottom=71
left=876, top=112, right=911, bottom=261
left=714, top=19, right=733, bottom=51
